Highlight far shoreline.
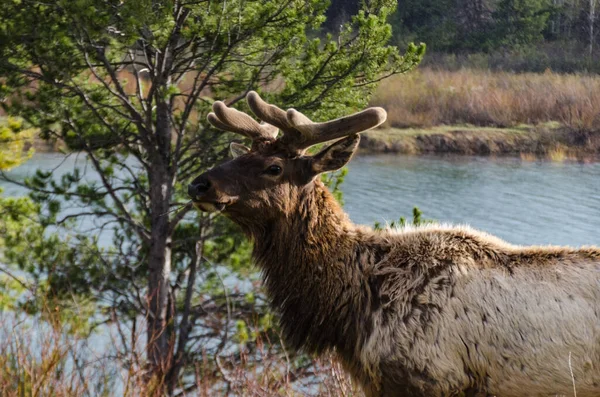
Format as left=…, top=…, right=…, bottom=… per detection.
left=360, top=124, right=600, bottom=162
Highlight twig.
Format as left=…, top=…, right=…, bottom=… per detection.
left=569, top=351, right=577, bottom=397
left=159, top=201, right=192, bottom=217
left=0, top=266, right=31, bottom=292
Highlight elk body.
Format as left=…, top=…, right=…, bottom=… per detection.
left=189, top=92, right=600, bottom=397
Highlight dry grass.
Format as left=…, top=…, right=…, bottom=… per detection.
left=0, top=314, right=111, bottom=396
left=0, top=309, right=358, bottom=397
left=372, top=68, right=600, bottom=131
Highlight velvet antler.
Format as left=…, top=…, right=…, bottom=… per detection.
left=207, top=101, right=278, bottom=140
left=207, top=91, right=387, bottom=152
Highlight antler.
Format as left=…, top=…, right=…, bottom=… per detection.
left=286, top=107, right=387, bottom=149
left=207, top=91, right=387, bottom=151
left=207, top=101, right=278, bottom=140
left=247, top=91, right=387, bottom=151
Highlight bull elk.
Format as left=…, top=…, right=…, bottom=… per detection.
left=188, top=92, right=600, bottom=396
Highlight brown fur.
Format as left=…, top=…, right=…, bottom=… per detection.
left=190, top=98, right=600, bottom=396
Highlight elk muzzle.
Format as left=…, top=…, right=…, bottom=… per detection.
left=188, top=174, right=231, bottom=212
left=188, top=177, right=211, bottom=197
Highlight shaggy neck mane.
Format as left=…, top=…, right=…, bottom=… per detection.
left=248, top=181, right=383, bottom=355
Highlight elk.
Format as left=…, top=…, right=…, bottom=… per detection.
left=188, top=92, right=600, bottom=397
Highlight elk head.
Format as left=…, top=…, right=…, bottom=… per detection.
left=188, top=92, right=386, bottom=226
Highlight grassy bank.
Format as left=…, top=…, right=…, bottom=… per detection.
left=361, top=124, right=600, bottom=159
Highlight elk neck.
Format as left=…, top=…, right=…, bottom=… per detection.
left=249, top=180, right=386, bottom=356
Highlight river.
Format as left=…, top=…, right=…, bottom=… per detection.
left=2, top=153, right=599, bottom=247
left=345, top=155, right=599, bottom=247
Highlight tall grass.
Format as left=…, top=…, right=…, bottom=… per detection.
left=372, top=68, right=600, bottom=131
left=0, top=313, right=115, bottom=396
left=0, top=309, right=358, bottom=396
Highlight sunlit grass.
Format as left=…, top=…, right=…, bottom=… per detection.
left=372, top=68, right=600, bottom=130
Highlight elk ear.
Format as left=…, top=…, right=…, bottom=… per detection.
left=230, top=142, right=250, bottom=158
left=310, top=134, right=360, bottom=175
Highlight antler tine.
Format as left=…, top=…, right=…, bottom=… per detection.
left=286, top=107, right=387, bottom=149
left=246, top=91, right=301, bottom=138
left=207, top=101, right=278, bottom=140
left=240, top=91, right=387, bottom=150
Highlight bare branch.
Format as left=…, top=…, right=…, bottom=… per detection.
left=62, top=114, right=151, bottom=242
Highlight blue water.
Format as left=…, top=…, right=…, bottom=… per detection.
left=344, top=154, right=599, bottom=247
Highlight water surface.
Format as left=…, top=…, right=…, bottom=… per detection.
left=344, top=155, right=600, bottom=246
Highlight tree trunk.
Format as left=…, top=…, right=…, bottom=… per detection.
left=147, top=100, right=174, bottom=383
left=165, top=227, right=206, bottom=395
left=148, top=172, right=173, bottom=376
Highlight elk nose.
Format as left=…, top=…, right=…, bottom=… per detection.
left=188, top=178, right=211, bottom=199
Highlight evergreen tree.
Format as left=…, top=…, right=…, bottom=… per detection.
left=0, top=0, right=423, bottom=393
left=492, top=0, right=552, bottom=48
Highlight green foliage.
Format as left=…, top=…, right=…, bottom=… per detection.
left=374, top=207, right=434, bottom=231
left=492, top=0, right=552, bottom=49
left=390, top=0, right=561, bottom=54
left=0, top=188, right=100, bottom=334
left=0, top=192, right=40, bottom=309
left=0, top=0, right=422, bottom=392
left=277, top=5, right=425, bottom=119
left=0, top=117, right=35, bottom=170
left=322, top=167, right=348, bottom=204
left=391, top=0, right=459, bottom=51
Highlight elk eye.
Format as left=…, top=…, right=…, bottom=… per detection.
left=264, top=165, right=282, bottom=176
